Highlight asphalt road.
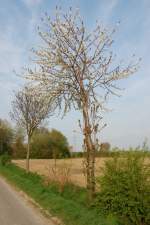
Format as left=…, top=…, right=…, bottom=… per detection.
left=0, top=177, right=55, bottom=225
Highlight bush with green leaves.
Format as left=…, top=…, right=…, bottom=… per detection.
left=95, top=153, right=150, bottom=225
left=0, top=153, right=11, bottom=166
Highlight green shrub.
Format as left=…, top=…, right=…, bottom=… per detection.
left=0, top=153, right=11, bottom=166
left=95, top=153, right=150, bottom=225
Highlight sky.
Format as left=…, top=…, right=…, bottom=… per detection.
left=0, top=0, right=150, bottom=150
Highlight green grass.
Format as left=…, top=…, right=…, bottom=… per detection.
left=0, top=163, right=118, bottom=225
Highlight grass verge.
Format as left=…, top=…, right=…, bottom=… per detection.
left=0, top=163, right=118, bottom=225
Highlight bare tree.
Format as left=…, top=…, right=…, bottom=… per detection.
left=11, top=85, right=55, bottom=172
left=25, top=8, right=139, bottom=199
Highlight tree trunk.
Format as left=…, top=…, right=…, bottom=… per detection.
left=82, top=100, right=95, bottom=201
left=26, top=135, right=30, bottom=172
left=0, top=139, right=3, bottom=154
left=54, top=151, right=57, bottom=172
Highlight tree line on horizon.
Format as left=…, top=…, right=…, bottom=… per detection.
left=0, top=118, right=113, bottom=159
left=0, top=118, right=70, bottom=159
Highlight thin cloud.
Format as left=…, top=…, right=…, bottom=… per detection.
left=0, top=35, right=24, bottom=74
left=22, top=0, right=43, bottom=7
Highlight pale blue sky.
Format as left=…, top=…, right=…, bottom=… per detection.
left=0, top=0, right=150, bottom=150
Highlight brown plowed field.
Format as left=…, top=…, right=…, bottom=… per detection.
left=13, top=158, right=109, bottom=187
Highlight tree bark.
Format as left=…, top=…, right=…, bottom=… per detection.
left=82, top=99, right=95, bottom=201
left=26, top=135, right=30, bottom=172
left=0, top=140, right=3, bottom=154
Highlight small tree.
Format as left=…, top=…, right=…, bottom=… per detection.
left=11, top=85, right=55, bottom=172
left=12, top=126, right=26, bottom=159
left=26, top=8, right=139, bottom=199
left=0, top=119, right=13, bottom=155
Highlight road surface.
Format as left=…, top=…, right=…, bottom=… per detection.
left=0, top=177, right=55, bottom=225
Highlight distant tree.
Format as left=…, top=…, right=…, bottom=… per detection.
left=25, top=8, right=139, bottom=199
left=0, top=119, right=13, bottom=155
left=11, top=85, right=55, bottom=172
left=100, top=142, right=111, bottom=152
left=49, top=129, right=70, bottom=160
left=30, top=127, right=53, bottom=159
left=96, top=142, right=111, bottom=157
left=142, top=138, right=149, bottom=151
left=30, top=127, right=70, bottom=159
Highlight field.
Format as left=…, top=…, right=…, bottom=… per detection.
left=13, top=158, right=109, bottom=187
